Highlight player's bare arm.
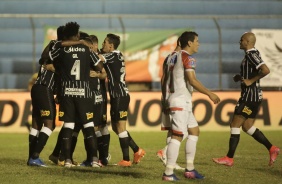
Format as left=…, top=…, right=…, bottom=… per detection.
left=186, top=70, right=220, bottom=104
left=242, top=64, right=270, bottom=86
left=90, top=70, right=100, bottom=78
left=61, top=39, right=90, bottom=47
left=43, top=64, right=55, bottom=72
left=98, top=68, right=107, bottom=80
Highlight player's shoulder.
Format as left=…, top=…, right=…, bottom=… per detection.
left=104, top=50, right=123, bottom=59
left=246, top=48, right=260, bottom=55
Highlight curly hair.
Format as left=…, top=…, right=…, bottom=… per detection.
left=63, top=22, right=80, bottom=39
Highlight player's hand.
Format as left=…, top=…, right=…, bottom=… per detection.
left=43, top=64, right=55, bottom=72
left=209, top=93, right=220, bottom=104
left=90, top=70, right=99, bottom=77
left=241, top=79, right=252, bottom=86
left=233, top=74, right=242, bottom=82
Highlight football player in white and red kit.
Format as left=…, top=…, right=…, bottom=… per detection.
left=162, top=31, right=220, bottom=181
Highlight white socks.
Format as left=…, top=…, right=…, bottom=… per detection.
left=185, top=135, right=198, bottom=171
left=165, top=139, right=180, bottom=175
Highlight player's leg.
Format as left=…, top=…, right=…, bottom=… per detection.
left=184, top=112, right=204, bottom=179
left=31, top=119, right=53, bottom=160
left=28, top=85, right=41, bottom=164
left=157, top=112, right=171, bottom=164
left=28, top=118, right=40, bottom=165
left=69, top=122, right=81, bottom=165
left=92, top=99, right=106, bottom=165
left=94, top=126, right=104, bottom=163
left=28, top=85, right=55, bottom=167
left=212, top=114, right=244, bottom=166
left=99, top=124, right=111, bottom=165
left=162, top=110, right=184, bottom=181
left=213, top=101, right=246, bottom=166
left=49, top=128, right=63, bottom=165
left=58, top=97, right=76, bottom=167
left=100, top=95, right=111, bottom=164
left=242, top=118, right=280, bottom=166
left=109, top=97, right=130, bottom=166
left=157, top=112, right=187, bottom=169
left=78, top=98, right=100, bottom=167
left=114, top=120, right=132, bottom=166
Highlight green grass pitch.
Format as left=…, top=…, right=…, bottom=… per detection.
left=0, top=131, right=281, bottom=184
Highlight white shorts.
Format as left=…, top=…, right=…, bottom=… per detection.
left=170, top=109, right=198, bottom=135
left=161, top=112, right=171, bottom=130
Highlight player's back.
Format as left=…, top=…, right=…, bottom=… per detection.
left=58, top=44, right=93, bottom=97
left=60, top=44, right=91, bottom=83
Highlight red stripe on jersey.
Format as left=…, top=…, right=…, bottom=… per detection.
left=181, top=52, right=196, bottom=70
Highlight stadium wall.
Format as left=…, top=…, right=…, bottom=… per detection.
left=0, top=91, right=281, bottom=133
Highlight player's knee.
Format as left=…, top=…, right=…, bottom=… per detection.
left=171, top=133, right=183, bottom=142
left=100, top=125, right=110, bottom=135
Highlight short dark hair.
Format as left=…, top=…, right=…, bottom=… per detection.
left=57, top=25, right=65, bottom=41
left=63, top=22, right=80, bottom=39
left=89, top=35, right=98, bottom=44
left=79, top=31, right=89, bottom=40
left=84, top=37, right=93, bottom=45
left=107, top=33, right=120, bottom=49
left=179, top=31, right=198, bottom=49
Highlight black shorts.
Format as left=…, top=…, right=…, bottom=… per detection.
left=59, top=96, right=93, bottom=123
left=110, top=95, right=130, bottom=122
left=31, top=84, right=56, bottom=120
left=234, top=99, right=261, bottom=119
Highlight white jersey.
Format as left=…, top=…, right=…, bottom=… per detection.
left=167, top=50, right=196, bottom=111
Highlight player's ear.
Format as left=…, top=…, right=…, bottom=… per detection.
left=187, top=41, right=191, bottom=47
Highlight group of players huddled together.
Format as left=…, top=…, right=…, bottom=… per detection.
left=27, top=21, right=145, bottom=168
left=27, top=21, right=280, bottom=181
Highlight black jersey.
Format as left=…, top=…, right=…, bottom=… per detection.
left=50, top=44, right=101, bottom=98
left=240, top=48, right=264, bottom=102
left=102, top=50, right=129, bottom=98
left=34, top=66, right=56, bottom=92
left=35, top=40, right=58, bottom=93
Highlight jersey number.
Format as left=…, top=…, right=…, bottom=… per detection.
left=71, top=60, right=80, bottom=80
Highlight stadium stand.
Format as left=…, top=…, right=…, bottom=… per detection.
left=0, top=0, right=281, bottom=89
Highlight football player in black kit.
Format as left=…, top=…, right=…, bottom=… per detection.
left=49, top=22, right=103, bottom=167
left=80, top=35, right=111, bottom=166
left=213, top=32, right=280, bottom=167
left=27, top=26, right=65, bottom=167
left=90, top=34, right=111, bottom=166
left=100, top=33, right=145, bottom=167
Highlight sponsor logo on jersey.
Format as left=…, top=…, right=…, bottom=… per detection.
left=188, top=57, right=196, bottom=68
left=119, top=111, right=128, bottom=118
left=86, top=112, right=94, bottom=120
left=65, top=88, right=85, bottom=96
left=40, top=110, right=50, bottom=117
left=59, top=111, right=64, bottom=117
left=64, top=46, right=85, bottom=53
left=95, top=95, right=103, bottom=103
left=242, top=106, right=252, bottom=115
